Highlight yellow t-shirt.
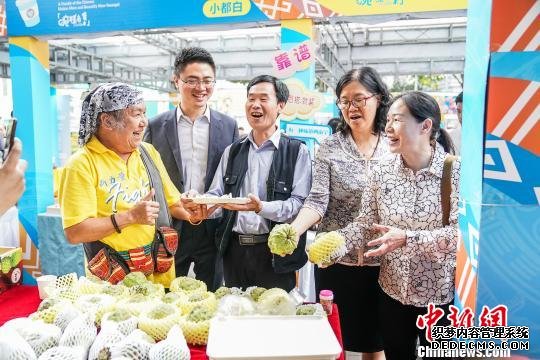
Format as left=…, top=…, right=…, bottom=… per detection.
left=59, top=136, right=181, bottom=286
left=53, top=167, right=64, bottom=199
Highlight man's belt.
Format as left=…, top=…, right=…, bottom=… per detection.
left=233, top=232, right=269, bottom=245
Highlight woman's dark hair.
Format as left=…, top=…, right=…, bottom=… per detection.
left=327, top=117, right=341, bottom=134
left=393, top=91, right=456, bottom=154
left=335, top=67, right=391, bottom=135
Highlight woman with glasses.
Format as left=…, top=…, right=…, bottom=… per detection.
left=310, top=91, right=458, bottom=359
left=284, top=67, right=391, bottom=359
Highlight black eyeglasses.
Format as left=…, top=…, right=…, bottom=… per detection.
left=336, top=94, right=377, bottom=110
left=180, top=78, right=216, bottom=88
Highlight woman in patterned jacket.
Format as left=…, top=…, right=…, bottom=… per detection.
left=285, top=67, right=391, bottom=359
left=311, top=91, right=458, bottom=360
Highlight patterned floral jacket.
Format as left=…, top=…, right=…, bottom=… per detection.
left=303, top=131, right=389, bottom=266
left=338, top=143, right=461, bottom=306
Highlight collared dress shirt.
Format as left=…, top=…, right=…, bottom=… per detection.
left=176, top=105, right=210, bottom=194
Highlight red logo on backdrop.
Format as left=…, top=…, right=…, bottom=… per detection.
left=417, top=304, right=509, bottom=342
left=479, top=305, right=508, bottom=327
left=416, top=304, right=445, bottom=342
left=448, top=305, right=474, bottom=328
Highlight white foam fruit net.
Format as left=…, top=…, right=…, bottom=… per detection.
left=217, top=294, right=256, bottom=317
left=18, top=322, right=62, bottom=358
left=110, top=329, right=155, bottom=360
left=31, top=298, right=71, bottom=325
left=53, top=304, right=82, bottom=333
left=74, top=294, right=116, bottom=326
left=76, top=276, right=106, bottom=295
left=0, top=327, right=37, bottom=360
left=38, top=346, right=86, bottom=360
left=148, top=325, right=190, bottom=360
left=58, top=313, right=97, bottom=356
left=101, top=309, right=138, bottom=337
left=48, top=273, right=80, bottom=303
left=117, top=294, right=158, bottom=317
left=87, top=323, right=124, bottom=360
left=138, top=303, right=182, bottom=341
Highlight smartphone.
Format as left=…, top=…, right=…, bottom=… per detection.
left=3, top=118, right=17, bottom=161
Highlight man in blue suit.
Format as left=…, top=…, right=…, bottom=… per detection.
left=144, top=47, right=238, bottom=290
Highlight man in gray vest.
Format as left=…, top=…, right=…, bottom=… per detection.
left=204, top=75, right=312, bottom=291
left=144, top=47, right=239, bottom=290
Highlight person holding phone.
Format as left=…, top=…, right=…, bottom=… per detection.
left=0, top=122, right=6, bottom=161
left=0, top=138, right=27, bottom=216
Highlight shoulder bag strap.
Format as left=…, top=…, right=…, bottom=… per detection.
left=139, top=144, right=172, bottom=228
left=441, top=155, right=456, bottom=226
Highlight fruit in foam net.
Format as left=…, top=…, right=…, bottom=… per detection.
left=246, top=286, right=267, bottom=302
left=181, top=305, right=215, bottom=345
left=121, top=271, right=147, bottom=287
left=11, top=250, right=22, bottom=267
left=307, top=231, right=346, bottom=266
left=180, top=291, right=217, bottom=315
left=102, top=283, right=126, bottom=297
left=214, top=286, right=231, bottom=299
left=147, top=304, right=176, bottom=320
left=119, top=293, right=152, bottom=317
left=170, top=276, right=207, bottom=294
left=257, top=288, right=296, bottom=315
left=296, top=304, right=316, bottom=315
left=162, top=291, right=184, bottom=305
left=38, top=298, right=59, bottom=312
left=106, top=309, right=132, bottom=322
left=1, top=256, right=11, bottom=273
left=295, top=303, right=326, bottom=316
left=268, top=224, right=298, bottom=256
left=187, top=305, right=214, bottom=322
left=139, top=303, right=180, bottom=341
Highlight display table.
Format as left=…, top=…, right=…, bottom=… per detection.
left=0, top=285, right=344, bottom=360
left=37, top=213, right=85, bottom=277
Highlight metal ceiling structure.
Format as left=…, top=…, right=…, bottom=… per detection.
left=0, top=14, right=467, bottom=92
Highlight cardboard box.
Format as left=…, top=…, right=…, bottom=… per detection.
left=0, top=247, right=23, bottom=294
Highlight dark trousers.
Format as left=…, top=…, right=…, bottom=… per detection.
left=223, top=233, right=295, bottom=291
left=176, top=221, right=223, bottom=291
left=315, top=264, right=383, bottom=353
left=379, top=287, right=453, bottom=360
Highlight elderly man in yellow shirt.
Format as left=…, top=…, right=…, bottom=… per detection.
left=59, top=82, right=209, bottom=287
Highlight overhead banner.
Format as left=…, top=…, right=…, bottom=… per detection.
left=6, top=0, right=467, bottom=37
left=5, top=0, right=268, bottom=36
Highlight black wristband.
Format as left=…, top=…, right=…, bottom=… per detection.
left=110, top=213, right=121, bottom=233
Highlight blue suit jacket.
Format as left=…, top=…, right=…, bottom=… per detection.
left=143, top=108, right=239, bottom=235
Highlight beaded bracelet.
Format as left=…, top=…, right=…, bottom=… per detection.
left=110, top=213, right=122, bottom=233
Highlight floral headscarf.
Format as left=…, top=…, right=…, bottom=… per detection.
left=78, top=82, right=144, bottom=145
